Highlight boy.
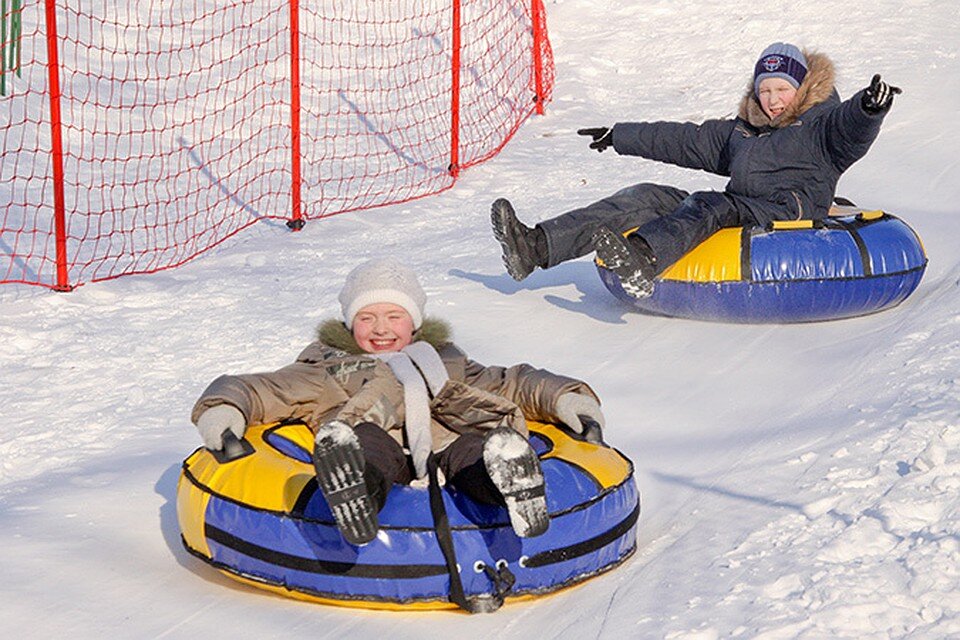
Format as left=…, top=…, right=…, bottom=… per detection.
left=493, top=43, right=900, bottom=298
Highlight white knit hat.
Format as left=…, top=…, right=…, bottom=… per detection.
left=338, top=258, right=427, bottom=329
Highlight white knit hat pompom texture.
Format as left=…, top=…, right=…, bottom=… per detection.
left=339, top=258, right=427, bottom=329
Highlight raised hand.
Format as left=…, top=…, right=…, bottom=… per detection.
left=862, top=74, right=902, bottom=113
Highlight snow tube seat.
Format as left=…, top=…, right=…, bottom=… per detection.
left=177, top=421, right=640, bottom=610
left=596, top=210, right=927, bottom=323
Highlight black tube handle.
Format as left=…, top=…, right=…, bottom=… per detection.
left=577, top=415, right=604, bottom=444
left=211, top=430, right=255, bottom=464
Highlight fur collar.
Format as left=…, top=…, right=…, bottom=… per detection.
left=316, top=317, right=453, bottom=355
left=738, top=50, right=836, bottom=129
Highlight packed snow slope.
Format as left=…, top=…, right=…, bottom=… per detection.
left=2, top=0, right=958, bottom=638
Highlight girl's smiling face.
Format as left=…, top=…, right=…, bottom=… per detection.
left=758, top=77, right=798, bottom=119
left=351, top=303, right=415, bottom=353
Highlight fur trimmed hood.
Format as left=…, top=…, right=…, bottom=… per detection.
left=738, top=50, right=836, bottom=129
left=316, top=317, right=452, bottom=355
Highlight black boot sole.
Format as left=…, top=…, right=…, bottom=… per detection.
left=313, top=421, right=379, bottom=545
left=483, top=427, right=549, bottom=538
left=593, top=227, right=655, bottom=298
left=491, top=198, right=537, bottom=281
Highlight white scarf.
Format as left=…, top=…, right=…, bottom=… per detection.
left=372, top=341, right=449, bottom=478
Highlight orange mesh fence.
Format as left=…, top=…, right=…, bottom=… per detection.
left=0, top=0, right=553, bottom=290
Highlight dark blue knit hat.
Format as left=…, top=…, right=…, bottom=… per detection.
left=754, top=43, right=808, bottom=97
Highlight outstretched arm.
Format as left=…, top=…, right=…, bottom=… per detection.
left=822, top=74, right=900, bottom=173
left=609, top=118, right=736, bottom=175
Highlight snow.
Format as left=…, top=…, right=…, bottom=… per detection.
left=2, top=0, right=959, bottom=637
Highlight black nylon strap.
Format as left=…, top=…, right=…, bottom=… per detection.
left=481, top=562, right=516, bottom=602
left=823, top=217, right=873, bottom=277
left=740, top=226, right=753, bottom=282
left=427, top=453, right=473, bottom=610
left=427, top=453, right=507, bottom=613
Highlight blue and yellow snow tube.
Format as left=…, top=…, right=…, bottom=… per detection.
left=597, top=210, right=927, bottom=323
left=177, top=421, right=639, bottom=610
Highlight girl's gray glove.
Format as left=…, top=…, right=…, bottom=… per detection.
left=195, top=404, right=246, bottom=450
left=555, top=393, right=606, bottom=437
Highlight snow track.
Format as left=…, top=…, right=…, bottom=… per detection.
left=2, top=0, right=958, bottom=637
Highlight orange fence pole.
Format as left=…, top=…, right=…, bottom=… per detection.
left=44, top=0, right=71, bottom=290
left=531, top=0, right=545, bottom=115
left=448, top=0, right=461, bottom=177
left=287, top=0, right=305, bottom=230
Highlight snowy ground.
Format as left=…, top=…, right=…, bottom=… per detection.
left=2, top=0, right=959, bottom=638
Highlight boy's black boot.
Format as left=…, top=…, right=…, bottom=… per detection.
left=592, top=226, right=658, bottom=298
left=313, top=420, right=379, bottom=545
left=491, top=199, right=547, bottom=281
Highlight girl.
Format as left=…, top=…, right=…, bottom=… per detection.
left=192, top=258, right=605, bottom=544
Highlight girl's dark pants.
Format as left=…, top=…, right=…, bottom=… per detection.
left=355, top=422, right=502, bottom=511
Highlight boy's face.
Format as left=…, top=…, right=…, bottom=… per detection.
left=351, top=303, right=415, bottom=353
left=757, top=77, right=798, bottom=119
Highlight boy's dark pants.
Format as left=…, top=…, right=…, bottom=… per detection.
left=538, top=182, right=749, bottom=273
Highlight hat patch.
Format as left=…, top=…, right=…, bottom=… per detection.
left=761, top=55, right=785, bottom=72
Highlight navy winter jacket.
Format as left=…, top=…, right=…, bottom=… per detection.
left=609, top=51, right=889, bottom=225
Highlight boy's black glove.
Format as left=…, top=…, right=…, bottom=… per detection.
left=578, top=127, right=614, bottom=152
left=862, top=74, right=901, bottom=113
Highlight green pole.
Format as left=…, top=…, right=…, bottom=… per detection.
left=12, top=0, right=20, bottom=78
left=1, top=0, right=21, bottom=96
left=2, top=0, right=8, bottom=96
